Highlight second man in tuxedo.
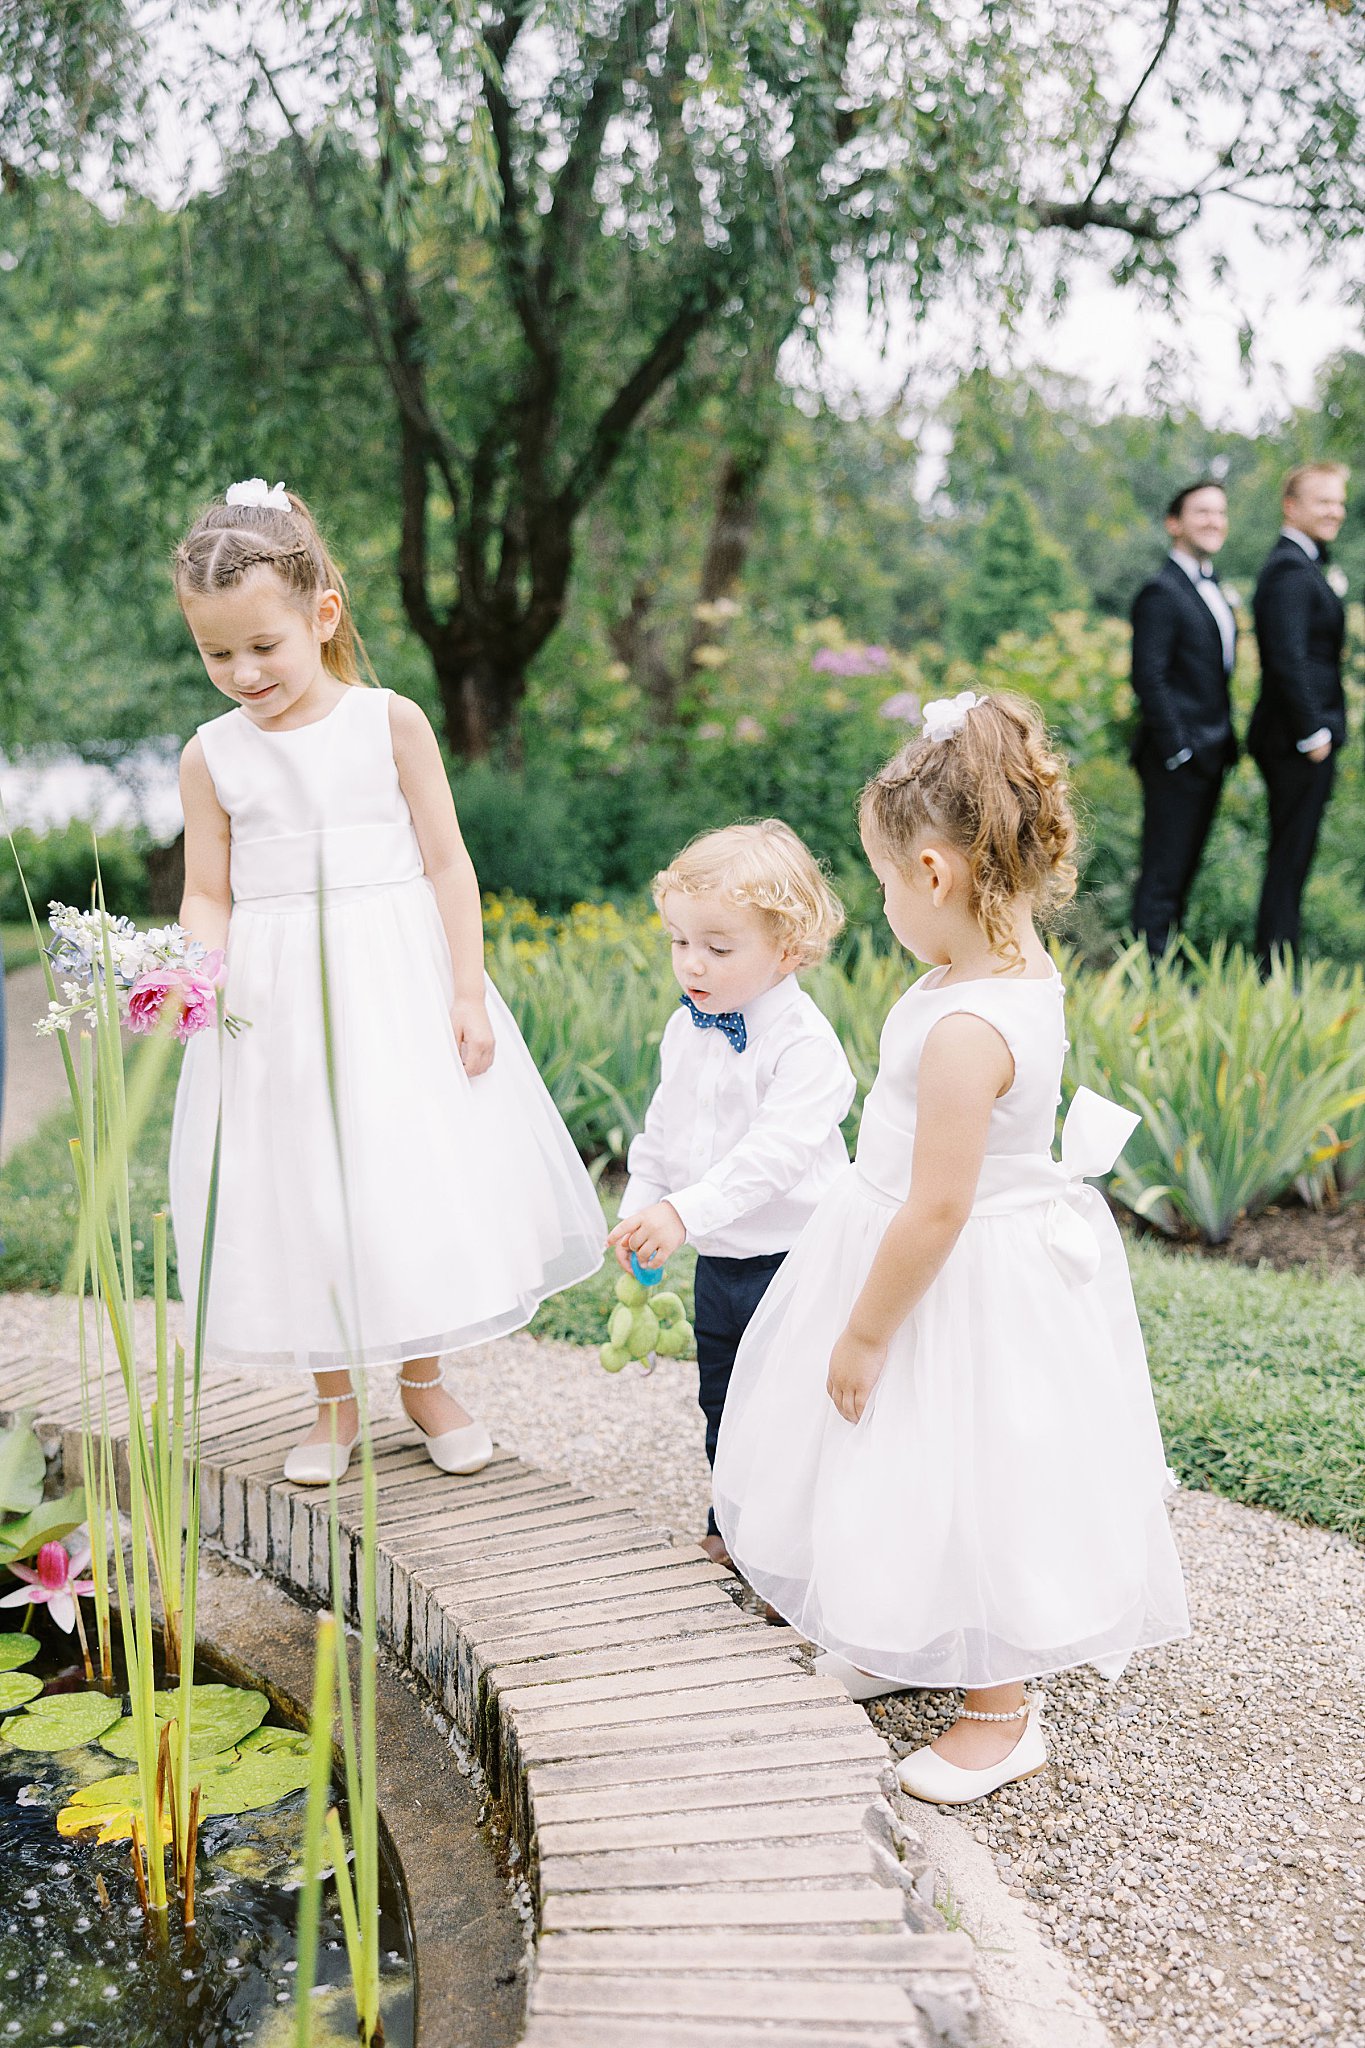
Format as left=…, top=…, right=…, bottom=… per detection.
left=1129, top=480, right=1239, bottom=958
left=1248, top=462, right=1349, bottom=967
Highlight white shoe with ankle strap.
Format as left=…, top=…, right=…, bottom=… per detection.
left=897, top=1700, right=1047, bottom=1805
left=398, top=1373, right=494, bottom=1475
left=283, top=1394, right=359, bottom=1485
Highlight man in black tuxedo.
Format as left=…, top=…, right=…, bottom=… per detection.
left=1129, top=480, right=1239, bottom=957
left=1249, top=462, right=1349, bottom=967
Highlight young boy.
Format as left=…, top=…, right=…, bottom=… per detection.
left=608, top=819, right=856, bottom=1564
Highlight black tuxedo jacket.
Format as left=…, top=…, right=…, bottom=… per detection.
left=1249, top=535, right=1346, bottom=758
left=1129, top=557, right=1238, bottom=775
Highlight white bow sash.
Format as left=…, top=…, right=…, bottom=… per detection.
left=970, top=1085, right=1141, bottom=1287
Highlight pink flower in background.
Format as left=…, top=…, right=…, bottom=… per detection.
left=811, top=645, right=891, bottom=677
left=878, top=692, right=921, bottom=723
left=0, top=1539, right=95, bottom=1634
left=127, top=951, right=224, bottom=1041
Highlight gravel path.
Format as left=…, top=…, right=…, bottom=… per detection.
left=1, top=963, right=67, bottom=1161
left=3, top=1290, right=1363, bottom=2046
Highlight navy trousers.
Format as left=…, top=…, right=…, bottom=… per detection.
left=693, top=1249, right=787, bottom=1534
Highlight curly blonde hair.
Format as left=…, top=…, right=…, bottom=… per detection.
left=860, top=694, right=1077, bottom=966
left=653, top=819, right=846, bottom=968
left=173, top=489, right=374, bottom=688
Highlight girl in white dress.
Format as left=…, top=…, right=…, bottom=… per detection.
left=168, top=481, right=604, bottom=1483
left=713, top=691, right=1189, bottom=1804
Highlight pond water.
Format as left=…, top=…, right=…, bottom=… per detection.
left=0, top=1631, right=413, bottom=2048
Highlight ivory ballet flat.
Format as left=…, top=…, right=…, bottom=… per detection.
left=813, top=1651, right=908, bottom=1703
left=897, top=1704, right=1047, bottom=1805
left=282, top=1433, right=360, bottom=1486
left=415, top=1419, right=494, bottom=1475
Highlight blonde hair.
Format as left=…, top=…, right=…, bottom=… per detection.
left=1284, top=460, right=1349, bottom=503
left=172, top=489, right=374, bottom=687
left=653, top=819, right=846, bottom=968
left=860, top=694, right=1077, bottom=966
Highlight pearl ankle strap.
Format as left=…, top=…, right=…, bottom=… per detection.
left=396, top=1371, right=447, bottom=1391
left=314, top=1391, right=354, bottom=1407
left=958, top=1700, right=1031, bottom=1723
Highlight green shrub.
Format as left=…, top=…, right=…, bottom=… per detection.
left=1066, top=942, right=1365, bottom=1242
left=0, top=823, right=151, bottom=925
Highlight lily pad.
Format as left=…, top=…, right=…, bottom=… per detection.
left=99, top=1682, right=269, bottom=1761
left=58, top=1740, right=313, bottom=1841
left=4, top=1691, right=123, bottom=1751
left=0, top=1672, right=43, bottom=1712
left=237, top=1725, right=311, bottom=1759
left=0, top=1634, right=40, bottom=1673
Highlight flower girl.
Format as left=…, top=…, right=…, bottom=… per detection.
left=168, top=480, right=603, bottom=1482
left=713, top=692, right=1189, bottom=1803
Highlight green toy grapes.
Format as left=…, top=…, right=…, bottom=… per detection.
left=598, top=1271, right=695, bottom=1373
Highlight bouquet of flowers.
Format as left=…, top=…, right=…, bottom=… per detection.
left=37, top=904, right=242, bottom=1042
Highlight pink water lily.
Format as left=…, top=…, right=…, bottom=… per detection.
left=0, top=1538, right=95, bottom=1633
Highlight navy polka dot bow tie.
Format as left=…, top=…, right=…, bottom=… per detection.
left=680, top=993, right=747, bottom=1053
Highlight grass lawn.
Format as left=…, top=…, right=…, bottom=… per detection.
left=3, top=1076, right=1362, bottom=1542
left=2, top=922, right=42, bottom=972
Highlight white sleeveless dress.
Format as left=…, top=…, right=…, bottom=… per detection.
left=168, top=687, right=604, bottom=1372
left=713, top=966, right=1190, bottom=1688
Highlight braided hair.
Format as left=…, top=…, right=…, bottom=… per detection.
left=172, top=489, right=372, bottom=687
left=860, top=694, right=1077, bottom=968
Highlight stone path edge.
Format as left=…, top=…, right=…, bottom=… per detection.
left=11, top=1386, right=982, bottom=2048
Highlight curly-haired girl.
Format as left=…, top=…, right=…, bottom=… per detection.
left=713, top=692, right=1189, bottom=1804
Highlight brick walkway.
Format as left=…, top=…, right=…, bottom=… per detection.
left=3, top=1337, right=977, bottom=2048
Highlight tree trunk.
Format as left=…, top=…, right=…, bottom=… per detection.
left=431, top=634, right=528, bottom=762
left=676, top=426, right=777, bottom=702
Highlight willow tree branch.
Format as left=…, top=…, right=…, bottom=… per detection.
left=1082, top=0, right=1182, bottom=208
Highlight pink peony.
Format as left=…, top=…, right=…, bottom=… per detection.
left=127, top=953, right=224, bottom=1042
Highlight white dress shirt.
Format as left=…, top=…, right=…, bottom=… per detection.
left=1169, top=547, right=1236, bottom=672
left=621, top=972, right=856, bottom=1258
left=1280, top=527, right=1332, bottom=755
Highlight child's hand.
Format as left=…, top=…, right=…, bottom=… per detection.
left=607, top=1202, right=686, bottom=1272
left=451, top=997, right=496, bottom=1077
left=826, top=1326, right=887, bottom=1424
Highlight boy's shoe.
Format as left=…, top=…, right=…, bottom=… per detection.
left=897, top=1704, right=1047, bottom=1805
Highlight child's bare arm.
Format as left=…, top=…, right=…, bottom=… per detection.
left=389, top=695, right=494, bottom=1076
left=179, top=738, right=232, bottom=953
left=827, top=1012, right=1012, bottom=1422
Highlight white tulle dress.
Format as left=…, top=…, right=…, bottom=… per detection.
left=713, top=966, right=1190, bottom=1688
left=168, top=686, right=604, bottom=1372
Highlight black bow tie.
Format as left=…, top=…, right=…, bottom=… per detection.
left=1316, top=543, right=1332, bottom=568
left=1198, top=563, right=1219, bottom=583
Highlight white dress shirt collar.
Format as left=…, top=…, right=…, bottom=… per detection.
left=1282, top=525, right=1320, bottom=560
left=737, top=971, right=802, bottom=1035
left=1169, top=546, right=1213, bottom=583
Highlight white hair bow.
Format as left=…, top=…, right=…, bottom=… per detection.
left=225, top=478, right=291, bottom=510
left=921, top=691, right=981, bottom=743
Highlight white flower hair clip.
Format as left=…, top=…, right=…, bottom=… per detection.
left=921, top=691, right=982, bottom=743
left=225, top=477, right=291, bottom=510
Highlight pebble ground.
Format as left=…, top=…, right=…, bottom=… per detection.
left=3, top=1291, right=1363, bottom=2047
